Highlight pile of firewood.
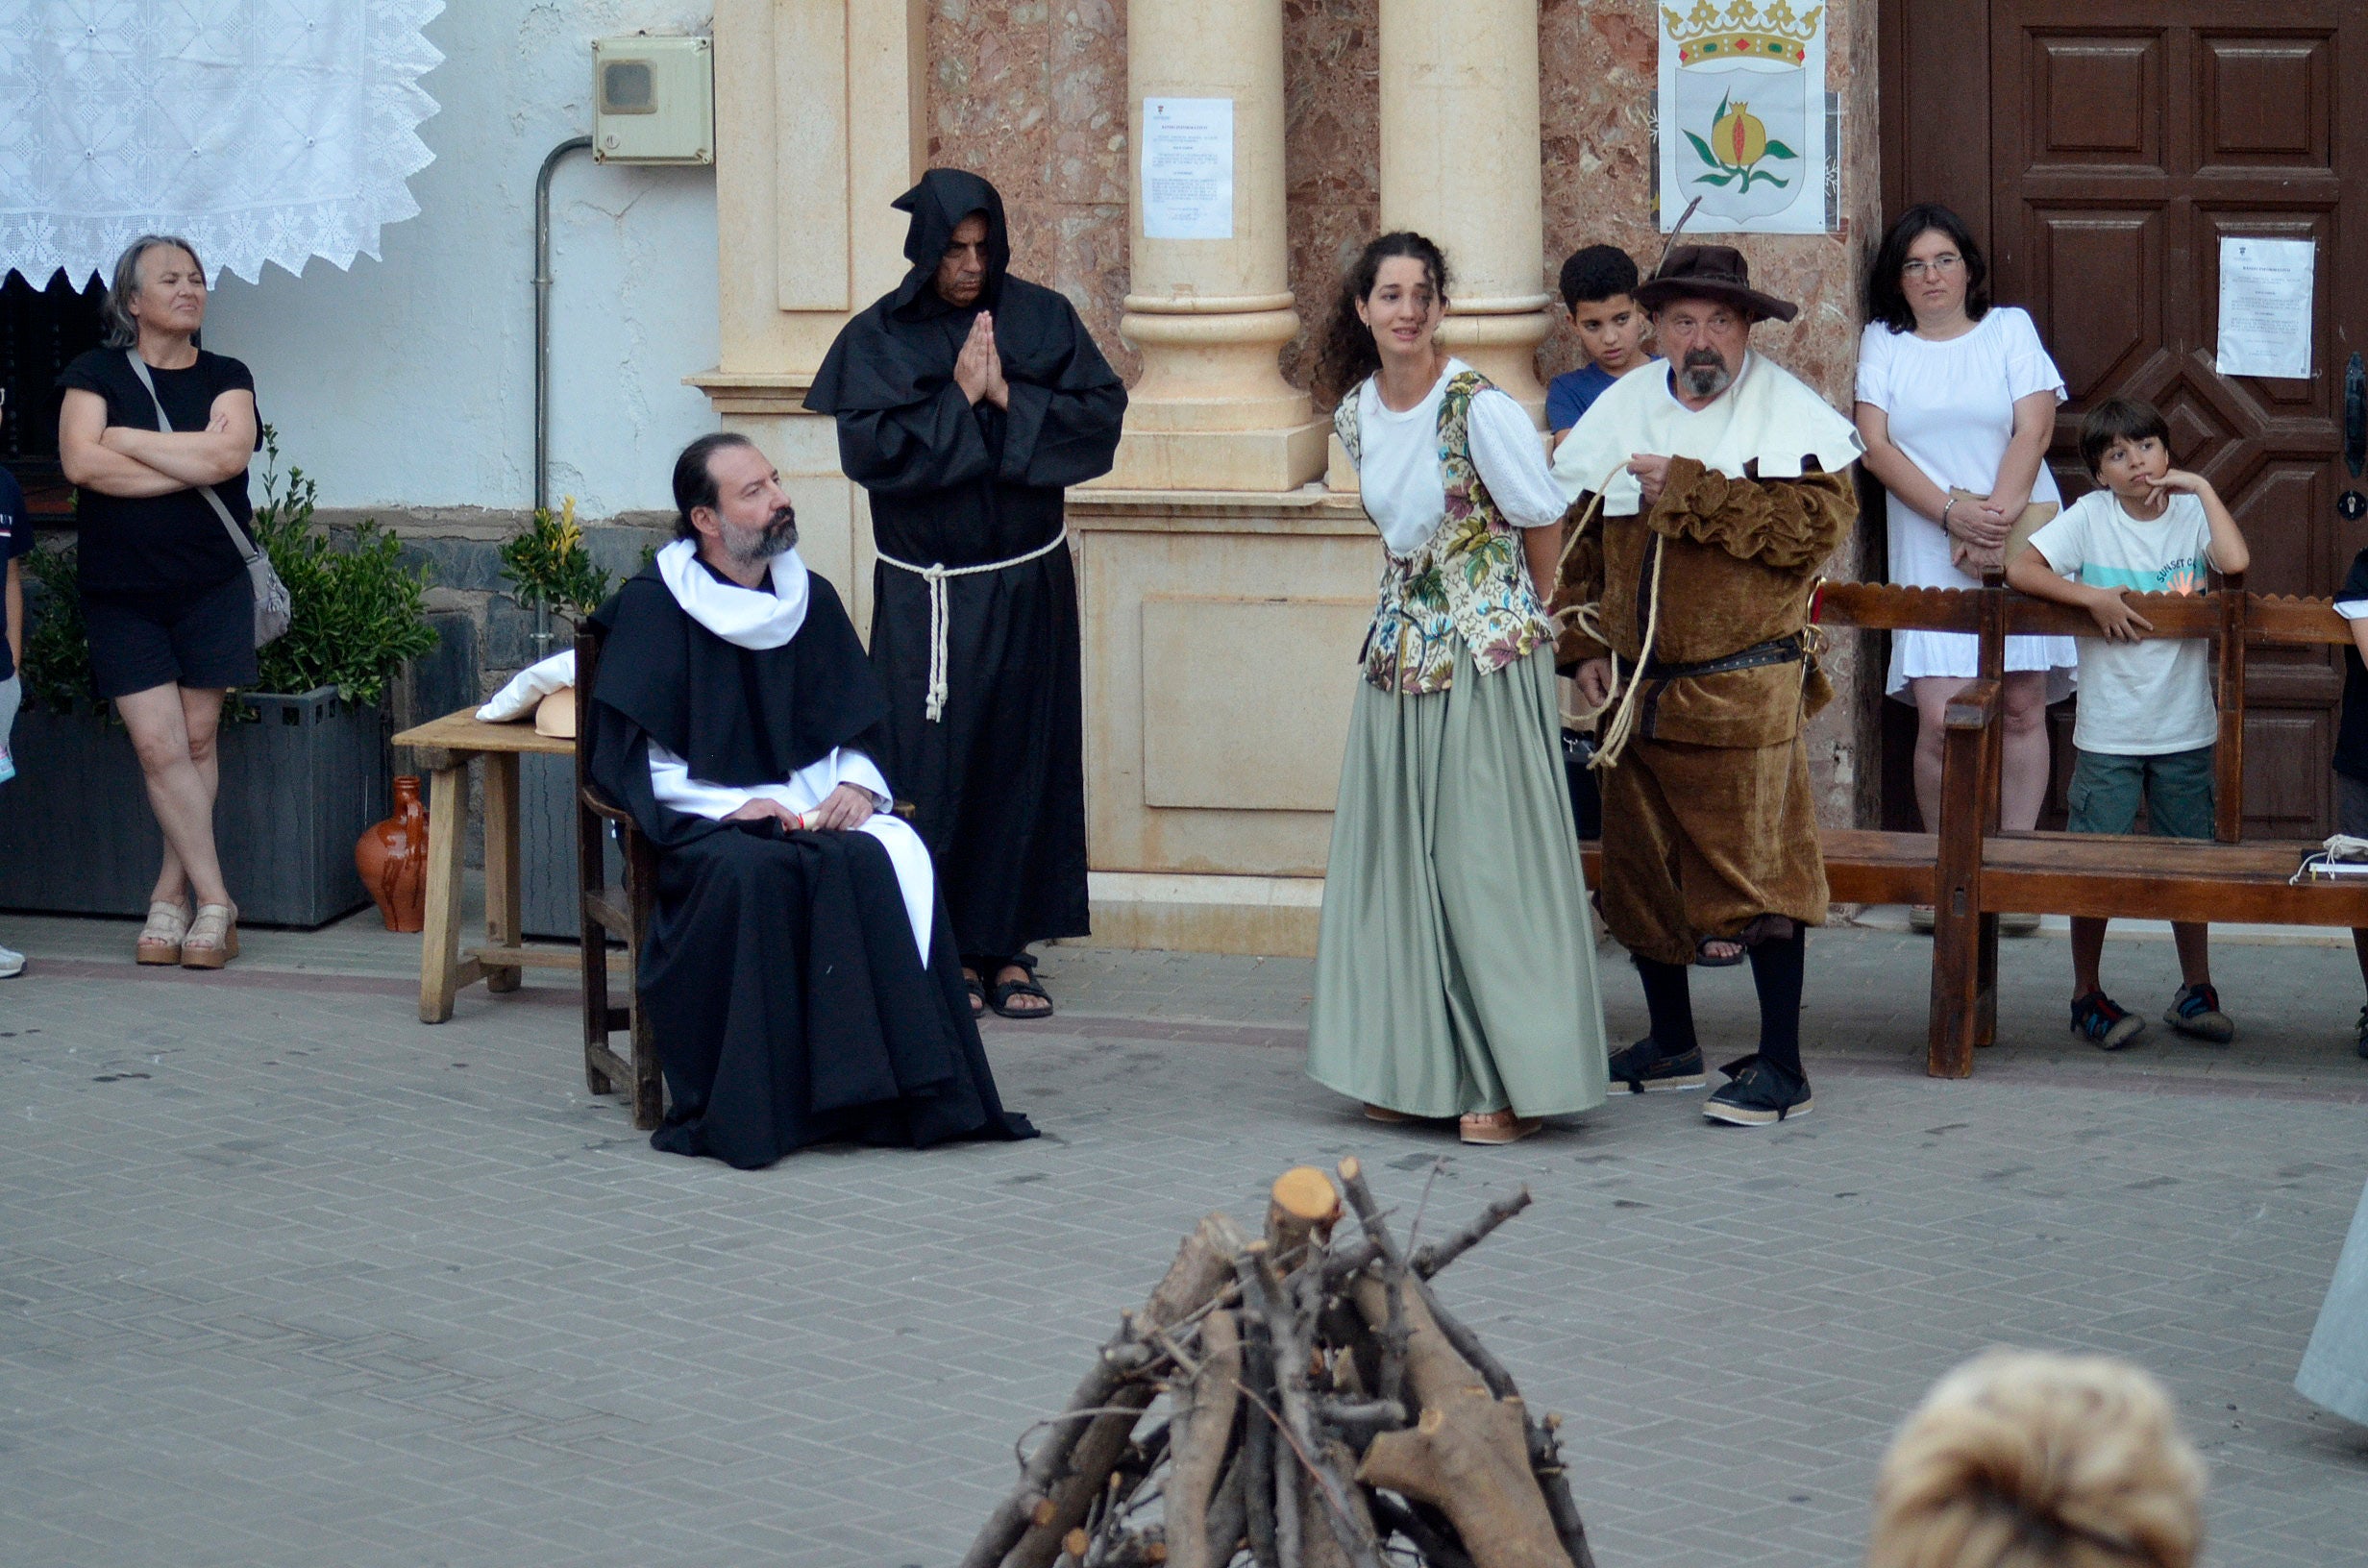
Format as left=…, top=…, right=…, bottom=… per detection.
left=961, top=1158, right=1595, bottom=1568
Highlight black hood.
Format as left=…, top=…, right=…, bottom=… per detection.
left=889, top=168, right=1011, bottom=318
left=806, top=166, right=1123, bottom=420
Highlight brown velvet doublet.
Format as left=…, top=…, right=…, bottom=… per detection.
left=1555, top=457, right=1858, bottom=966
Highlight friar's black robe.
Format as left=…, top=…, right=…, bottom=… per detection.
left=586, top=559, right=1036, bottom=1169
left=805, top=168, right=1126, bottom=961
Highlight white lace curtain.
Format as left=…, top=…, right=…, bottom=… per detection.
left=0, top=0, right=445, bottom=286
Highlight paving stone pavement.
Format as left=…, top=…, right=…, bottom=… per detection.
left=3, top=919, right=2366, bottom=1568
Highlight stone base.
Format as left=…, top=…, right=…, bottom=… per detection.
left=1090, top=421, right=1330, bottom=494
left=1080, top=871, right=1323, bottom=958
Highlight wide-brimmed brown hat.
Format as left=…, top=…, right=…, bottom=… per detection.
left=1634, top=244, right=1799, bottom=323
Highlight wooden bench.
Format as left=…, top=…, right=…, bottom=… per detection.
left=1909, top=576, right=2365, bottom=1077
left=1579, top=577, right=2363, bottom=1079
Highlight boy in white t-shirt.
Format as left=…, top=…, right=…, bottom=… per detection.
left=2007, top=398, right=2251, bottom=1051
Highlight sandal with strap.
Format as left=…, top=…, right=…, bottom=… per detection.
left=987, top=953, right=1054, bottom=1020
left=180, top=903, right=239, bottom=970
left=1695, top=914, right=1795, bottom=968
left=962, top=970, right=988, bottom=1018
left=1459, top=1109, right=1542, bottom=1145
left=136, top=900, right=188, bottom=966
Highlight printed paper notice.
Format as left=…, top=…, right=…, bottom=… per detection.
left=2217, top=236, right=2314, bottom=380
left=1142, top=98, right=1233, bottom=240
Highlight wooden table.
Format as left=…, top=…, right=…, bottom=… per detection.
left=391, top=706, right=608, bottom=1024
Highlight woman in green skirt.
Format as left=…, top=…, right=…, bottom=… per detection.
left=1305, top=232, right=1609, bottom=1144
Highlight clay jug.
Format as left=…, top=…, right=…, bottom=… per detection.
left=357, top=776, right=431, bottom=933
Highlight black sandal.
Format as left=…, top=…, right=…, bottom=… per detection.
left=987, top=952, right=1054, bottom=1020
left=962, top=969, right=988, bottom=1018
left=1695, top=915, right=1794, bottom=968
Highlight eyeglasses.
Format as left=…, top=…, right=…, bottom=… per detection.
left=1902, top=255, right=1965, bottom=279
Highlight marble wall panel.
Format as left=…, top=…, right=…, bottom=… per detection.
left=928, top=0, right=1135, bottom=376
left=1280, top=0, right=1381, bottom=389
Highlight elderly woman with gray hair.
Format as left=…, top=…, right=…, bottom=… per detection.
left=56, top=235, right=261, bottom=968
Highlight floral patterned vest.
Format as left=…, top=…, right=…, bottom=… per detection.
left=1336, top=369, right=1555, bottom=695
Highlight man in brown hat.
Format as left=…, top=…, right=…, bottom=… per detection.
left=1549, top=244, right=1864, bottom=1127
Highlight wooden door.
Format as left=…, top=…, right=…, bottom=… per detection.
left=1883, top=0, right=2368, bottom=840
left=1992, top=1, right=2365, bottom=840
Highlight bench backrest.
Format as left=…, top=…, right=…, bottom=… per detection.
left=1813, top=576, right=2355, bottom=843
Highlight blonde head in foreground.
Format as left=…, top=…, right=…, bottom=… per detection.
left=1867, top=1350, right=2204, bottom=1568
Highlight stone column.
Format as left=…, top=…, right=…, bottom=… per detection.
left=689, top=0, right=926, bottom=621
left=1098, top=0, right=1326, bottom=492
left=1376, top=0, right=1555, bottom=418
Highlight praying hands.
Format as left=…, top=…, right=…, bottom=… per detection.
left=953, top=312, right=1010, bottom=409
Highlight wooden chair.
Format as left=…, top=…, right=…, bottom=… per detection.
left=575, top=622, right=664, bottom=1129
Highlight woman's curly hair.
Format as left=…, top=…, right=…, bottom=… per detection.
left=1311, top=231, right=1451, bottom=409
left=1867, top=1350, right=2204, bottom=1568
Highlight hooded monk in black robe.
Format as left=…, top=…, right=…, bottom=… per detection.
left=586, top=433, right=1035, bottom=1169
left=806, top=168, right=1126, bottom=1017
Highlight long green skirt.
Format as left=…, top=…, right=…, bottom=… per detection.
left=1306, top=644, right=1610, bottom=1118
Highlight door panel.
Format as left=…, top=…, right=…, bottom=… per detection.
left=2030, top=210, right=2163, bottom=400
left=1988, top=0, right=2363, bottom=839
left=2030, top=33, right=2162, bottom=169
left=2198, top=36, right=2331, bottom=171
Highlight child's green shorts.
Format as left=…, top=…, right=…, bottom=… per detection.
left=2066, top=745, right=2215, bottom=840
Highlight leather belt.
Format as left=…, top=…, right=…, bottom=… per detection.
left=1640, top=632, right=1806, bottom=682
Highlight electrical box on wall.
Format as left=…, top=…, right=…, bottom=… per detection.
left=591, top=35, right=713, bottom=165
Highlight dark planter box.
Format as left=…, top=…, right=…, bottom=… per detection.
left=0, top=689, right=389, bottom=928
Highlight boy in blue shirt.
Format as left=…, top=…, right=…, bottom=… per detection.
left=2008, top=398, right=2251, bottom=1050
left=1545, top=245, right=1656, bottom=443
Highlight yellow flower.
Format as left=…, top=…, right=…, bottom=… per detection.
left=1713, top=102, right=1767, bottom=167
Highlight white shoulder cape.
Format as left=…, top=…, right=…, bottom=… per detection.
left=1549, top=351, right=1863, bottom=516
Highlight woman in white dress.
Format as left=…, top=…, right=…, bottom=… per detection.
left=1303, top=233, right=1608, bottom=1146
left=1855, top=204, right=2075, bottom=925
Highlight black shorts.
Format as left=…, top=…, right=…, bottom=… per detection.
left=82, top=573, right=258, bottom=699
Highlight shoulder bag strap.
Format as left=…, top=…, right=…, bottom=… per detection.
left=122, top=349, right=259, bottom=562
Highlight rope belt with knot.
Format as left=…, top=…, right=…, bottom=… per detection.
left=876, top=528, right=1071, bottom=723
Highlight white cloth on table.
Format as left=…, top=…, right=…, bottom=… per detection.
left=2024, top=490, right=2222, bottom=757
left=1856, top=309, right=2077, bottom=697
left=476, top=649, right=576, bottom=723
left=648, top=538, right=931, bottom=962
left=1353, top=358, right=1568, bottom=555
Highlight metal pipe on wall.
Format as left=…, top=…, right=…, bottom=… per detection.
left=530, top=135, right=593, bottom=661
left=532, top=135, right=594, bottom=520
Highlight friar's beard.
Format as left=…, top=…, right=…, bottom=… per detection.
left=722, top=506, right=799, bottom=564
left=1678, top=348, right=1735, bottom=400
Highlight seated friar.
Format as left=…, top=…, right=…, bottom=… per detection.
left=584, top=432, right=1037, bottom=1168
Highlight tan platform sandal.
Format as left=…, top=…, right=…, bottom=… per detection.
left=136, top=901, right=188, bottom=966
left=180, top=903, right=239, bottom=969
left=1458, top=1109, right=1542, bottom=1146
left=1363, top=1103, right=1415, bottom=1124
